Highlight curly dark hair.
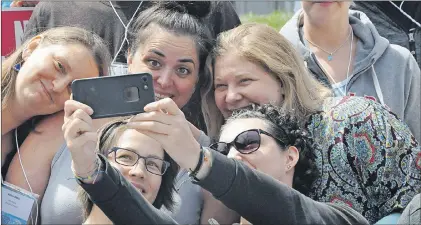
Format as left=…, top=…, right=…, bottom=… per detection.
left=78, top=118, right=179, bottom=221
left=226, top=104, right=319, bottom=196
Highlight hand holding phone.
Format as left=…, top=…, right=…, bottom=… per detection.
left=71, top=73, right=155, bottom=119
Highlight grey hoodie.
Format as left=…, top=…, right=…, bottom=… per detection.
left=280, top=10, right=421, bottom=142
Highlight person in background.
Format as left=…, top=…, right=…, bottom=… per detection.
left=280, top=1, right=421, bottom=143
left=351, top=1, right=421, bottom=68
left=23, top=1, right=240, bottom=75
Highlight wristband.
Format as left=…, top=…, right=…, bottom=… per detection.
left=188, top=146, right=204, bottom=179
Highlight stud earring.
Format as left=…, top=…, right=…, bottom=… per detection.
left=13, top=62, right=22, bottom=72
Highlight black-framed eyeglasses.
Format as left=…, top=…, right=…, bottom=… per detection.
left=108, top=147, right=170, bottom=176
left=209, top=129, right=286, bottom=155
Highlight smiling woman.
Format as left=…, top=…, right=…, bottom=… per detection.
left=77, top=119, right=178, bottom=224
left=1, top=26, right=110, bottom=175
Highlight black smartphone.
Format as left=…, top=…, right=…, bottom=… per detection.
left=71, top=73, right=155, bottom=119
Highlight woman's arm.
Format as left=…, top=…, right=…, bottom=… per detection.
left=6, top=112, right=65, bottom=199
left=78, top=154, right=177, bottom=225
left=195, top=150, right=369, bottom=225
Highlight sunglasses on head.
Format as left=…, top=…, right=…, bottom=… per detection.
left=209, top=129, right=286, bottom=155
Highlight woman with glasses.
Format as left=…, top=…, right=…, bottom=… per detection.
left=66, top=98, right=368, bottom=224
left=63, top=112, right=178, bottom=224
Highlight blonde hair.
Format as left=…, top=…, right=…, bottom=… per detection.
left=201, top=23, right=332, bottom=139
left=1, top=26, right=111, bottom=111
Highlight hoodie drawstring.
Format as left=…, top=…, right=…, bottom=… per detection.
left=371, top=66, right=386, bottom=106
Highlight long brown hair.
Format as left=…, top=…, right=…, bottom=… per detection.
left=201, top=23, right=332, bottom=139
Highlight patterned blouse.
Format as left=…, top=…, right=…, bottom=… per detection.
left=306, top=96, right=421, bottom=224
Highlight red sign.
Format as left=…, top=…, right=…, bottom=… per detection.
left=1, top=7, right=34, bottom=59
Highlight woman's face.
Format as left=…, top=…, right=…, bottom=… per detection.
left=301, top=1, right=351, bottom=25
left=15, top=40, right=99, bottom=116
left=221, top=118, right=292, bottom=184
left=109, top=129, right=164, bottom=204
left=214, top=52, right=283, bottom=118
left=128, top=30, right=199, bottom=109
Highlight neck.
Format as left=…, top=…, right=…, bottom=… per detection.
left=1, top=101, right=32, bottom=135
left=303, top=14, right=350, bottom=51
left=84, top=205, right=113, bottom=225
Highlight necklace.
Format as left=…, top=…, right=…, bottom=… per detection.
left=304, top=25, right=352, bottom=61
left=318, top=27, right=354, bottom=96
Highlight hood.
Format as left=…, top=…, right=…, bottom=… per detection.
left=280, top=9, right=390, bottom=77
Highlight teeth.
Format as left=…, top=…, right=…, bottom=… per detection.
left=155, top=93, right=172, bottom=101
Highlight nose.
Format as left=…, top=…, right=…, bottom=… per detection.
left=227, top=148, right=243, bottom=161
left=225, top=86, right=242, bottom=104
left=129, top=160, right=146, bottom=178
left=52, top=76, right=72, bottom=93
left=155, top=69, right=173, bottom=89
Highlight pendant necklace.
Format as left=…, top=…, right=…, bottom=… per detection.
left=304, top=25, right=352, bottom=61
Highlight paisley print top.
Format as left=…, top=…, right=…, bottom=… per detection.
left=306, top=96, right=421, bottom=224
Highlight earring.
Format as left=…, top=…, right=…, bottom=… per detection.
left=287, top=165, right=291, bottom=170
left=13, top=62, right=22, bottom=72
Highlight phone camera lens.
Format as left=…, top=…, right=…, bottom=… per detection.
left=142, top=76, right=148, bottom=82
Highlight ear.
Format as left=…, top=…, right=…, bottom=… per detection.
left=22, top=35, right=43, bottom=61
left=127, top=48, right=134, bottom=72
left=285, top=146, right=299, bottom=171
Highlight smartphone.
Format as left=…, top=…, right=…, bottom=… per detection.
left=71, top=73, right=155, bottom=119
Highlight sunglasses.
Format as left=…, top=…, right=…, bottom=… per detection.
left=210, top=129, right=286, bottom=155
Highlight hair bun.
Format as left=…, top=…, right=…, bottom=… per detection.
left=161, top=1, right=211, bottom=18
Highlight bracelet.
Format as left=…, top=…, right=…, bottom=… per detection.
left=188, top=146, right=210, bottom=181
left=71, top=156, right=100, bottom=177
left=188, top=146, right=204, bottom=179
left=71, top=156, right=103, bottom=183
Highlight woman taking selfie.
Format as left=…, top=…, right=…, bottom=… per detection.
left=71, top=117, right=178, bottom=224
left=66, top=100, right=369, bottom=225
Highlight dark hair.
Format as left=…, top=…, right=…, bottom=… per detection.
left=226, top=104, right=319, bottom=196
left=127, top=1, right=213, bottom=131
left=79, top=118, right=179, bottom=220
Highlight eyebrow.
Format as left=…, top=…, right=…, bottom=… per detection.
left=149, top=49, right=195, bottom=66
left=119, top=147, right=163, bottom=159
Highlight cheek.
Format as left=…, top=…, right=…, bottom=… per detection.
left=109, top=161, right=128, bottom=175
left=148, top=175, right=162, bottom=200
left=214, top=91, right=225, bottom=108
left=173, top=77, right=196, bottom=97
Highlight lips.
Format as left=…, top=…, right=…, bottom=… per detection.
left=131, top=182, right=146, bottom=194
left=40, top=80, right=54, bottom=104
left=154, top=92, right=174, bottom=101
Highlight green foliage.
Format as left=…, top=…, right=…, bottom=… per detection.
left=240, top=11, right=293, bottom=31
